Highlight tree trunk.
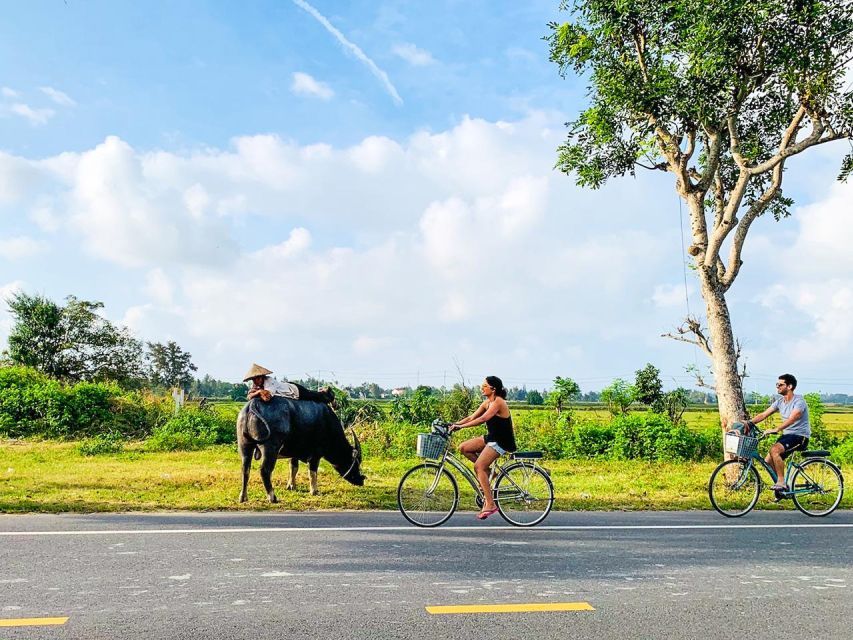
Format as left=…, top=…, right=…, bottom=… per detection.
left=697, top=266, right=747, bottom=459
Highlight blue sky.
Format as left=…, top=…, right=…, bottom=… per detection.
left=1, top=1, right=852, bottom=395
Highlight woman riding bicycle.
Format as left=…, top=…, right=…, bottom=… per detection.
left=450, top=376, right=517, bottom=520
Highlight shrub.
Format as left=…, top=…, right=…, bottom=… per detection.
left=437, top=386, right=477, bottom=423
left=146, top=407, right=234, bottom=451
left=78, top=432, right=126, bottom=456
left=0, top=366, right=171, bottom=439
left=609, top=413, right=711, bottom=461
left=803, top=393, right=837, bottom=449
left=565, top=420, right=615, bottom=458
left=390, top=387, right=439, bottom=425
left=832, top=434, right=853, bottom=463
left=355, top=419, right=423, bottom=459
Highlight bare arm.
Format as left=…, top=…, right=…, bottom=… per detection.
left=452, top=401, right=489, bottom=428
left=749, top=406, right=777, bottom=425
left=452, top=401, right=500, bottom=430
left=763, top=408, right=803, bottom=435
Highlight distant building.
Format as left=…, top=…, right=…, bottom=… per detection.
left=391, top=388, right=406, bottom=397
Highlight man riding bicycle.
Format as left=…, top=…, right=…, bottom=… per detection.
left=746, top=373, right=811, bottom=491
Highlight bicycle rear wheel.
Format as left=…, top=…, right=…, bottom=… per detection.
left=494, top=463, right=554, bottom=526
left=397, top=463, right=459, bottom=527
left=708, top=459, right=760, bottom=517
left=791, top=458, right=844, bottom=517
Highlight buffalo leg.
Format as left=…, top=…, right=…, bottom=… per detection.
left=238, top=441, right=256, bottom=503
left=309, top=457, right=320, bottom=496
left=287, top=458, right=299, bottom=491
left=258, top=444, right=280, bottom=504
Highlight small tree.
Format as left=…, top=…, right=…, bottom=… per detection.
left=661, top=388, right=690, bottom=424
left=147, top=341, right=198, bottom=392
left=601, top=378, right=635, bottom=416
left=634, top=363, right=664, bottom=411
left=547, top=376, right=581, bottom=414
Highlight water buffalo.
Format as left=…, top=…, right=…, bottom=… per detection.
left=237, top=396, right=365, bottom=503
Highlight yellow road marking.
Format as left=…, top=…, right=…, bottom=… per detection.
left=426, top=602, right=594, bottom=614
left=0, top=617, right=69, bottom=627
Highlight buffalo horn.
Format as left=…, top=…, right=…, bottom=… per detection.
left=351, top=428, right=362, bottom=458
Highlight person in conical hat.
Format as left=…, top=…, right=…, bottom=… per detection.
left=243, top=363, right=334, bottom=405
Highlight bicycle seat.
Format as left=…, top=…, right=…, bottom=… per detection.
left=512, top=451, right=543, bottom=459
left=801, top=450, right=830, bottom=458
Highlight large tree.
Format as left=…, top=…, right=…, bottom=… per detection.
left=6, top=292, right=145, bottom=384
left=547, top=0, right=853, bottom=428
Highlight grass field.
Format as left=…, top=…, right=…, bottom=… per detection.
left=1, top=441, right=849, bottom=514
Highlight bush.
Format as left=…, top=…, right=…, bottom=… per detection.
left=437, top=386, right=477, bottom=423
left=609, top=413, right=713, bottom=461
left=565, top=420, right=615, bottom=458
left=804, top=393, right=837, bottom=449
left=390, top=387, right=439, bottom=425
left=355, top=419, right=423, bottom=459
left=78, top=432, right=126, bottom=456
left=146, top=407, right=234, bottom=451
left=0, top=365, right=171, bottom=439
left=832, top=434, right=853, bottom=463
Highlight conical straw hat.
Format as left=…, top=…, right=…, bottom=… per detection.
left=243, top=363, right=273, bottom=381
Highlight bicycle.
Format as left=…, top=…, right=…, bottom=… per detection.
left=708, top=429, right=844, bottom=517
left=396, top=420, right=554, bottom=527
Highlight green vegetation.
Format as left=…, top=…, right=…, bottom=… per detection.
left=2, top=364, right=852, bottom=513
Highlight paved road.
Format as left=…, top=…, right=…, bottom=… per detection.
left=1, top=510, right=851, bottom=639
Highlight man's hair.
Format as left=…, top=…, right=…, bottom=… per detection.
left=778, top=373, right=797, bottom=390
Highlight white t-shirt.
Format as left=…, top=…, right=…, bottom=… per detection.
left=261, top=378, right=299, bottom=399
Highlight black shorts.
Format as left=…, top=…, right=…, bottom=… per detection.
left=776, top=434, right=809, bottom=459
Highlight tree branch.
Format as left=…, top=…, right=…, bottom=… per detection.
left=721, top=159, right=786, bottom=290
left=661, top=316, right=713, bottom=358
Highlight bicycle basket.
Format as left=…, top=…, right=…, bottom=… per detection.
left=724, top=432, right=758, bottom=458
left=416, top=433, right=448, bottom=459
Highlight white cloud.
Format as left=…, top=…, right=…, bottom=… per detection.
left=143, top=269, right=175, bottom=305
left=291, top=0, right=403, bottom=105
left=290, top=72, right=334, bottom=100
left=39, top=86, right=76, bottom=107
left=652, top=283, right=695, bottom=308
left=8, top=103, right=55, bottom=126
left=1, top=87, right=19, bottom=98
left=352, top=335, right=395, bottom=355
left=392, top=42, right=435, bottom=66
left=0, top=236, right=46, bottom=260
left=6, top=110, right=844, bottom=387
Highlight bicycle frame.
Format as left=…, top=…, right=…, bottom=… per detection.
left=737, top=450, right=823, bottom=498
left=425, top=445, right=543, bottom=500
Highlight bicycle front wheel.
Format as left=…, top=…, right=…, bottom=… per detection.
left=397, top=463, right=459, bottom=527
left=791, top=458, right=844, bottom=517
left=708, top=459, right=760, bottom=517
left=494, top=463, right=554, bottom=526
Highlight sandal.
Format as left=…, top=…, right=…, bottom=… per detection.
left=770, top=483, right=787, bottom=491
left=476, top=506, right=499, bottom=520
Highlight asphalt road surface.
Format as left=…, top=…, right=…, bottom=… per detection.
left=1, top=510, right=851, bottom=639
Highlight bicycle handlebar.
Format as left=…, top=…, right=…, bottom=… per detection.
left=430, top=419, right=452, bottom=439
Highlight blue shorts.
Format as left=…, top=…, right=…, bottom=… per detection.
left=776, top=434, right=809, bottom=459
left=485, top=441, right=506, bottom=456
